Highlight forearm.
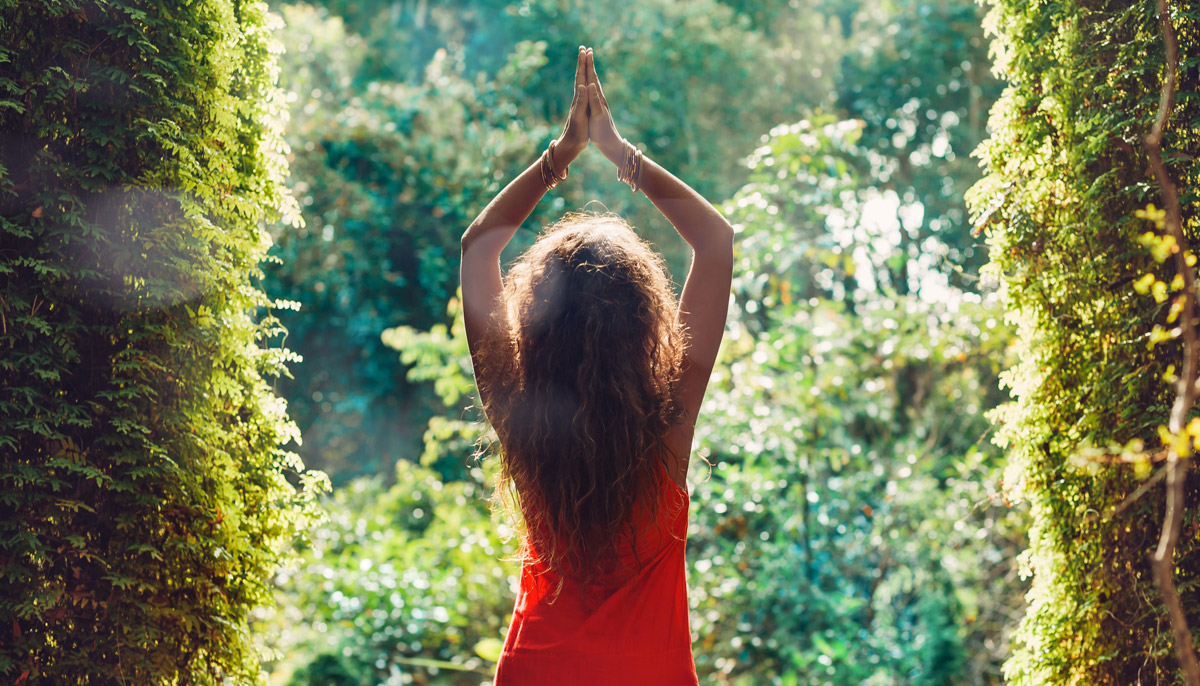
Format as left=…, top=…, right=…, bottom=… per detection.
left=597, top=140, right=733, bottom=255
left=460, top=147, right=572, bottom=258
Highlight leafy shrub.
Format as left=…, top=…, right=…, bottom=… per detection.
left=263, top=4, right=564, bottom=479
left=263, top=297, right=506, bottom=685
left=0, top=1, right=324, bottom=682
left=684, top=118, right=1025, bottom=685
left=265, top=460, right=515, bottom=685
left=968, top=1, right=1200, bottom=683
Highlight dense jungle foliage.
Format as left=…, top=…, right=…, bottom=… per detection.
left=256, top=1, right=1035, bottom=685
left=0, top=1, right=325, bottom=683
left=261, top=0, right=1005, bottom=483
left=5, top=0, right=1195, bottom=685
left=967, top=1, right=1200, bottom=683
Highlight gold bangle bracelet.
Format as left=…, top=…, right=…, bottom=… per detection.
left=630, top=149, right=644, bottom=194
left=548, top=140, right=568, bottom=182
left=618, top=140, right=633, bottom=186
left=617, top=140, right=642, bottom=192
left=539, top=149, right=557, bottom=190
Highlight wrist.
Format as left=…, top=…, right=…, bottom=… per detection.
left=596, top=136, right=625, bottom=166
left=554, top=137, right=585, bottom=166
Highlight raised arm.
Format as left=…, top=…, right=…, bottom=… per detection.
left=584, top=49, right=734, bottom=430
left=460, top=48, right=589, bottom=387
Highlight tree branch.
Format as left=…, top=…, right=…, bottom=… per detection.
left=1143, top=1, right=1200, bottom=683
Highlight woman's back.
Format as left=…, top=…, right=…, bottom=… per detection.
left=494, top=462, right=697, bottom=685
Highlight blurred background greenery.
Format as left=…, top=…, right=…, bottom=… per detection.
left=252, top=1, right=1029, bottom=684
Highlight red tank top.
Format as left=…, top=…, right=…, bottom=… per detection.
left=494, top=465, right=698, bottom=685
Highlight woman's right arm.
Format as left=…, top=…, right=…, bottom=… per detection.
left=584, top=49, right=735, bottom=430
left=460, top=48, right=589, bottom=372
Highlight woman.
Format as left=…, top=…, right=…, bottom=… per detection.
left=461, top=46, right=733, bottom=684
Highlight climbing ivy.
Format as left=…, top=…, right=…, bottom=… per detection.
left=968, top=1, right=1200, bottom=683
left=0, top=1, right=325, bottom=683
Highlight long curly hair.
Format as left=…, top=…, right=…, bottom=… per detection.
left=476, top=211, right=687, bottom=592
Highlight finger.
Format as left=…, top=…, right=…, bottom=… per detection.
left=586, top=48, right=597, bottom=86
left=588, top=82, right=604, bottom=115
left=587, top=48, right=609, bottom=107
left=574, top=85, right=589, bottom=124
left=574, top=46, right=586, bottom=91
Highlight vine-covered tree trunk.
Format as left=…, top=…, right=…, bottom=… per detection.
left=969, top=1, right=1199, bottom=684
left=0, top=2, right=323, bottom=683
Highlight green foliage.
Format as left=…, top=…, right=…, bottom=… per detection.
left=0, top=1, right=325, bottom=682
left=262, top=0, right=848, bottom=479
left=262, top=0, right=999, bottom=488
left=259, top=295, right=500, bottom=685
left=254, top=2, right=1028, bottom=684
left=285, top=653, right=370, bottom=686
left=262, top=460, right=514, bottom=685
left=968, top=1, right=1200, bottom=683
left=683, top=118, right=1024, bottom=685
left=263, top=4, right=566, bottom=479
left=836, top=0, right=1001, bottom=289
left=269, top=116, right=1027, bottom=685
left=381, top=294, right=487, bottom=482
left=292, top=0, right=842, bottom=205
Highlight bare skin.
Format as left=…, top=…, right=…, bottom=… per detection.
left=460, top=46, right=734, bottom=489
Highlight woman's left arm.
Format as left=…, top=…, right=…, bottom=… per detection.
left=460, top=47, right=589, bottom=361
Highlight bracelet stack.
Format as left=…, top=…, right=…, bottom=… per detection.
left=539, top=140, right=568, bottom=190
left=617, top=139, right=644, bottom=193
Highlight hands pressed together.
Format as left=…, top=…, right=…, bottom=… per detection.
left=554, top=47, right=627, bottom=175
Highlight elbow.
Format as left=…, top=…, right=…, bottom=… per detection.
left=710, top=204, right=735, bottom=243
left=710, top=213, right=735, bottom=246
left=718, top=219, right=735, bottom=251
left=696, top=220, right=735, bottom=265
left=713, top=224, right=735, bottom=276
left=460, top=223, right=479, bottom=253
